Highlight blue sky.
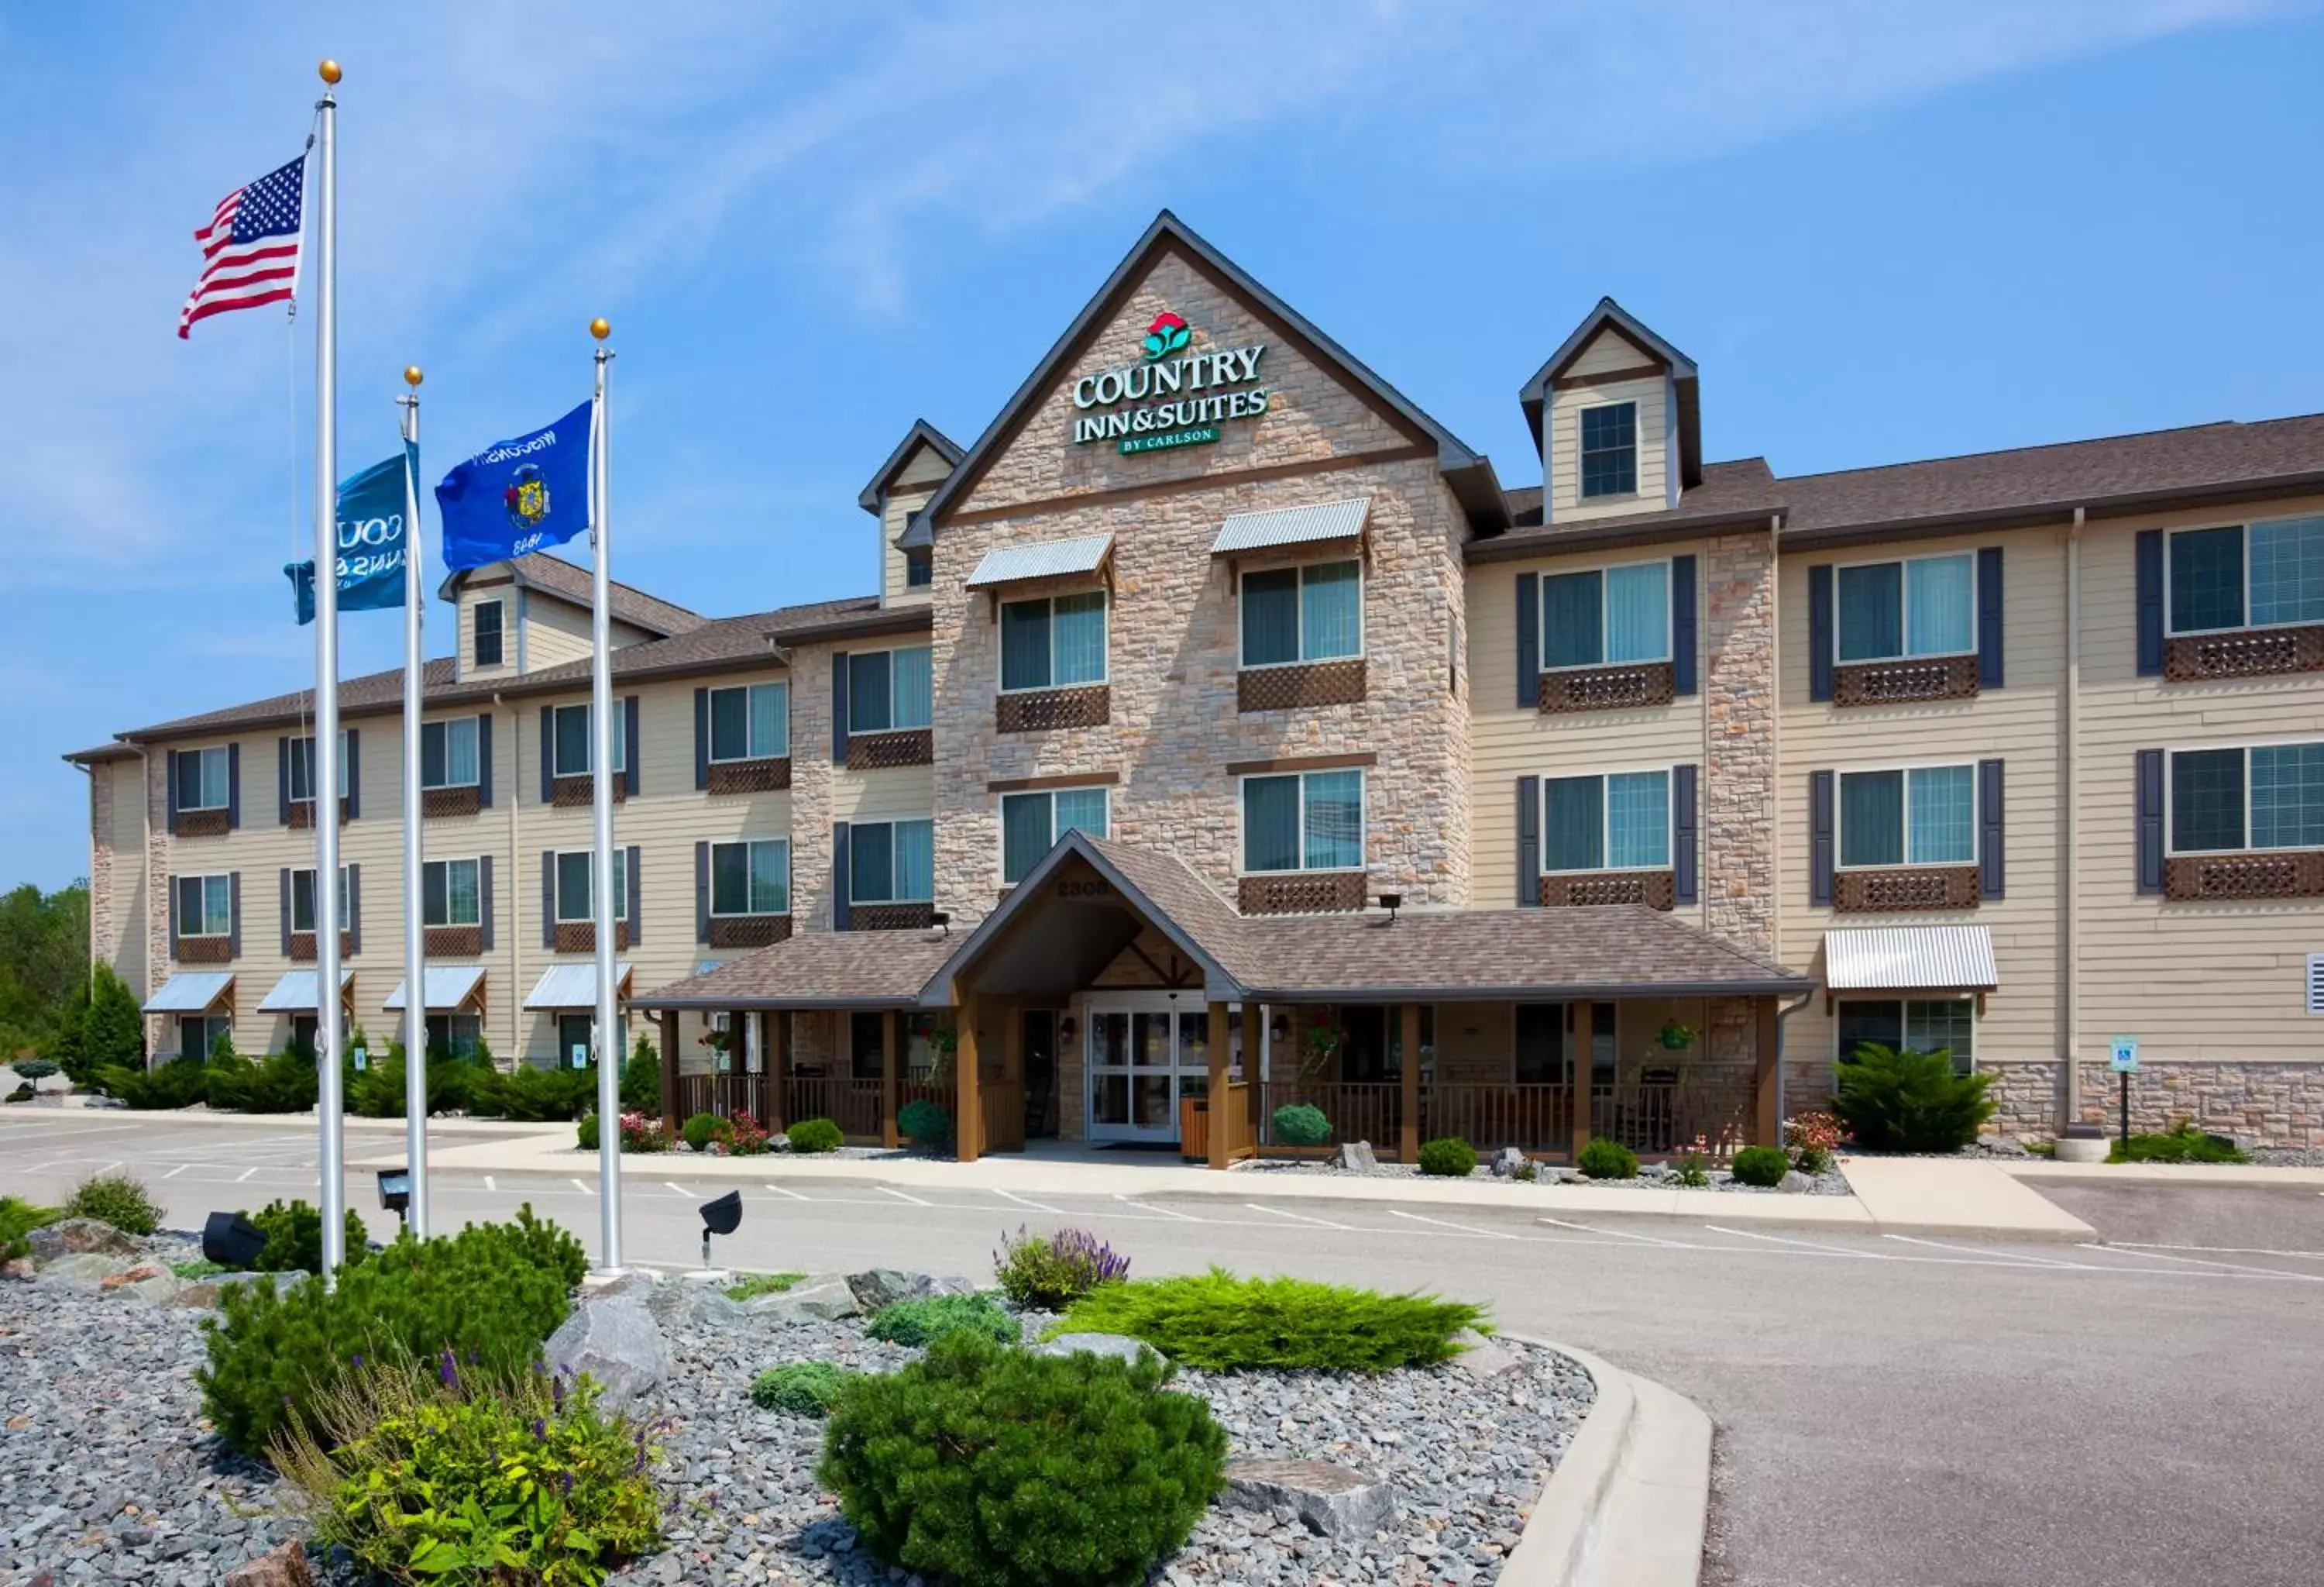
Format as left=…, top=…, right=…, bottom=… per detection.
left=4, top=1, right=2322, bottom=890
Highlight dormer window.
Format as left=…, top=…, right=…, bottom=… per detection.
left=1580, top=402, right=1638, bottom=499
left=473, top=599, right=504, bottom=667
left=904, top=548, right=933, bottom=589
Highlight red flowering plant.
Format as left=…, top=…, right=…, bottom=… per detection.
left=617, top=1112, right=670, bottom=1154
left=1783, top=1111, right=1847, bottom=1174
left=726, top=1111, right=773, bottom=1156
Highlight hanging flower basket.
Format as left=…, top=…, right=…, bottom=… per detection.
left=1657, top=1021, right=1697, bottom=1052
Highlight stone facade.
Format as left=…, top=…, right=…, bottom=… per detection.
left=1701, top=532, right=1778, bottom=957
left=1987, top=1059, right=2324, bottom=1148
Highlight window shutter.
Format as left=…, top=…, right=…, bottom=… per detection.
left=2306, top=954, right=2324, bottom=1016
left=228, top=872, right=242, bottom=959
left=539, top=707, right=555, bottom=802
left=695, top=842, right=710, bottom=944
left=1976, top=546, right=2005, bottom=689
left=1671, top=556, right=1698, bottom=697
left=278, top=869, right=291, bottom=956
left=1808, top=565, right=1835, bottom=702
left=693, top=688, right=710, bottom=790
left=541, top=850, right=556, bottom=948
left=166, top=754, right=180, bottom=835
left=1514, top=574, right=1539, bottom=708
left=479, top=855, right=495, bottom=952
left=477, top=714, right=495, bottom=808
left=831, top=652, right=850, bottom=762
left=226, top=743, right=241, bottom=830
left=623, top=697, right=641, bottom=797
left=342, top=731, right=359, bottom=819
left=1810, top=770, right=1836, bottom=907
left=347, top=865, right=362, bottom=955
left=277, top=738, right=292, bottom=825
left=1674, top=763, right=1700, bottom=905
left=1515, top=776, right=1540, bottom=907
left=625, top=845, right=641, bottom=943
left=1978, top=759, right=2004, bottom=900
left=832, top=822, right=851, bottom=931
left=168, top=873, right=180, bottom=955
left=2135, top=529, right=2164, bottom=677
left=2135, top=749, right=2164, bottom=895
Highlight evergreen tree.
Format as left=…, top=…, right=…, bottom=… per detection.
left=81, top=964, right=144, bottom=1075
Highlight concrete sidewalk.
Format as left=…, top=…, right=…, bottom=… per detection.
left=2003, top=1159, right=2324, bottom=1188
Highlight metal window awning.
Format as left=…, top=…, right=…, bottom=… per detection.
left=1823, top=926, right=1998, bottom=993
left=964, top=533, right=1114, bottom=590
left=524, top=961, right=633, bottom=1010
left=142, top=972, right=234, bottom=1014
left=256, top=969, right=355, bottom=1014
left=1210, top=497, right=1370, bottom=556
left=383, top=965, right=487, bottom=1013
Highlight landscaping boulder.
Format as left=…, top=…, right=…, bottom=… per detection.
left=1490, top=1147, right=1527, bottom=1178
left=646, top=1280, right=748, bottom=1332
left=2, top=1257, right=32, bottom=1282
left=222, top=1540, right=312, bottom=1587
left=1336, top=1140, right=1377, bottom=1172
left=1779, top=1171, right=1813, bottom=1193
left=26, top=1219, right=143, bottom=1263
left=544, top=1296, right=669, bottom=1412
left=96, top=1264, right=185, bottom=1304
left=1448, top=1327, right=1521, bottom=1379
left=36, top=1252, right=136, bottom=1286
left=1033, top=1332, right=1160, bottom=1367
left=1224, top=1458, right=1393, bottom=1539
left=747, top=1276, right=860, bottom=1323
left=845, top=1268, right=931, bottom=1310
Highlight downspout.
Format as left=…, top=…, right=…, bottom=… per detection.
left=1774, top=986, right=1815, bottom=1127
left=497, top=691, right=521, bottom=1070
left=2061, top=510, right=2083, bottom=1126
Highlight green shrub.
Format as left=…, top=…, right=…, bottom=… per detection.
left=1729, top=1145, right=1791, bottom=1187
left=619, top=1051, right=660, bottom=1114
left=205, top=1048, right=320, bottom=1114
left=1054, top=1269, right=1487, bottom=1373
left=682, top=1111, right=727, bottom=1152
left=245, top=1198, right=372, bottom=1273
left=1673, top=1151, right=1710, bottom=1188
left=897, top=1097, right=954, bottom=1148
left=1270, top=1103, right=1331, bottom=1146
left=197, top=1206, right=583, bottom=1454
left=1834, top=1043, right=1996, bottom=1153
left=992, top=1226, right=1130, bottom=1310
left=867, top=1292, right=1017, bottom=1349
left=4, top=1083, right=30, bottom=1104
left=788, top=1117, right=844, bottom=1154
left=576, top=1112, right=600, bottom=1150
left=1416, top=1137, right=1477, bottom=1177
left=724, top=1271, right=806, bottom=1303
left=1576, top=1138, right=1638, bottom=1180
left=348, top=1048, right=490, bottom=1118
left=273, top=1364, right=659, bottom=1584
left=78, top=965, right=145, bottom=1086
left=1, top=1195, right=60, bottom=1262
left=818, top=1333, right=1226, bottom=1587
left=63, top=1172, right=163, bottom=1235
left=751, top=1361, right=858, bottom=1417
left=2109, top=1120, right=2252, bottom=1165
left=98, top=1057, right=206, bottom=1110
left=12, top=1059, right=58, bottom=1081
left=469, top=1061, right=597, bottom=1122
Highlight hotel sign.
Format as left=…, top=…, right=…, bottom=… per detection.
left=1071, top=312, right=1270, bottom=454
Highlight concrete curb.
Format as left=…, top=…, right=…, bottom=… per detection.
left=1501, top=1334, right=1710, bottom=1587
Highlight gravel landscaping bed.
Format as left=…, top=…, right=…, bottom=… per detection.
left=1239, top=1155, right=1854, bottom=1196
left=1, top=1251, right=1594, bottom=1586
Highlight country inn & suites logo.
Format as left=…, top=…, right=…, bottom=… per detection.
left=1071, top=311, right=1269, bottom=453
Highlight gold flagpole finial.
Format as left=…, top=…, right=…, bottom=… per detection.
left=318, top=59, right=342, bottom=84
left=404, top=366, right=424, bottom=387
left=590, top=318, right=612, bottom=342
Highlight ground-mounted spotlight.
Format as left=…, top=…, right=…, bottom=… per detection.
left=700, top=1189, right=743, bottom=1269
left=1378, top=892, right=1404, bottom=922
left=377, top=1168, right=412, bottom=1227
left=201, top=1210, right=267, bottom=1269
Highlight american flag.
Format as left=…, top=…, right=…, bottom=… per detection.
left=177, top=154, right=307, bottom=339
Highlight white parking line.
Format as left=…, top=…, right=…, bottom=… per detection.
left=995, top=1189, right=1068, bottom=1216
left=485, top=1176, right=497, bottom=1192
left=1117, top=1194, right=1202, bottom=1222
left=1538, top=1216, right=1687, bottom=1248
left=569, top=1178, right=594, bottom=1196
left=2110, top=1241, right=2324, bottom=1262
left=1705, top=1224, right=1896, bottom=1258
left=1243, top=1203, right=1353, bottom=1231
left=2075, top=1243, right=2324, bottom=1281
left=1391, top=1209, right=1518, bottom=1240
left=758, top=1183, right=811, bottom=1201
left=160, top=1162, right=194, bottom=1179
left=665, top=1183, right=694, bottom=1199
left=878, top=1186, right=931, bottom=1207
left=1882, top=1234, right=2089, bottom=1268
left=235, top=1167, right=258, bottom=1183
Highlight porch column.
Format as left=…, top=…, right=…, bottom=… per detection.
left=1569, top=1000, right=1593, bottom=1163
left=1001, top=1000, right=1024, bottom=1154
left=728, top=1009, right=747, bottom=1117
left=769, top=1010, right=791, bottom=1133
left=881, top=1009, right=900, bottom=1149
left=1206, top=1001, right=1232, bottom=1169
left=1755, top=996, right=1782, bottom=1146
left=657, top=1009, right=679, bottom=1138
left=1400, top=1003, right=1422, bottom=1165
left=955, top=998, right=982, bottom=1163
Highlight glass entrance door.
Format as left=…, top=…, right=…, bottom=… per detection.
left=1086, top=995, right=1207, bottom=1144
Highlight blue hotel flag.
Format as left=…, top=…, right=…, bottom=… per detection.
left=287, top=446, right=414, bottom=625
left=434, top=400, right=593, bottom=572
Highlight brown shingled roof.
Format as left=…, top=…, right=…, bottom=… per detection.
left=1473, top=460, right=1780, bottom=560
left=446, top=553, right=706, bottom=637
left=632, top=928, right=958, bottom=1010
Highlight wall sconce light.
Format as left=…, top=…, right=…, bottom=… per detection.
left=1058, top=1014, right=1078, bottom=1045
left=700, top=1189, right=743, bottom=1269
left=1270, top=1014, right=1289, bottom=1044
left=376, top=1168, right=412, bottom=1226
left=1378, top=892, right=1404, bottom=922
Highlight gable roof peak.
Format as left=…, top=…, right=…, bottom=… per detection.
left=857, top=417, right=965, bottom=515
left=1519, top=296, right=1703, bottom=490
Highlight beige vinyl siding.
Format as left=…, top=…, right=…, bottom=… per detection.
left=2075, top=495, right=2324, bottom=1062
left=456, top=581, right=517, bottom=683
left=880, top=442, right=952, bottom=607
left=1563, top=329, right=1659, bottom=380
left=100, top=757, right=150, bottom=995
left=1545, top=366, right=1667, bottom=522
left=1777, top=530, right=2064, bottom=1069
left=522, top=592, right=651, bottom=674
left=1466, top=548, right=1708, bottom=922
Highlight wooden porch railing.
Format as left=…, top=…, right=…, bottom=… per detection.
left=1250, top=1077, right=1758, bottom=1161
left=1423, top=1083, right=1574, bottom=1153
left=982, top=1083, right=1026, bottom=1155
left=1257, top=1080, right=1403, bottom=1153
left=785, top=1075, right=884, bottom=1141
left=1586, top=1080, right=1755, bottom=1161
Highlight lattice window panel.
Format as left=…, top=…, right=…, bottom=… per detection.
left=847, top=903, right=935, bottom=933
left=2162, top=625, right=2324, bottom=683
left=709, top=914, right=792, bottom=949
left=1831, top=866, right=1981, bottom=913
left=996, top=685, right=1111, bottom=734
left=845, top=729, right=934, bottom=770
left=552, top=775, right=624, bottom=807
left=1538, top=869, right=1676, bottom=911
left=2164, top=851, right=2324, bottom=902
left=1238, top=660, right=1367, bottom=714
left=707, top=757, right=792, bottom=794
left=1237, top=870, right=1367, bottom=915
left=1537, top=662, right=1676, bottom=714
left=1831, top=654, right=1981, bottom=707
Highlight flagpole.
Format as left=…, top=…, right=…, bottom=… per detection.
left=397, top=365, right=429, bottom=1238
left=311, top=58, right=348, bottom=1278
left=588, top=315, right=624, bottom=1274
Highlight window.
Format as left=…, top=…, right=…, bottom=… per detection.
left=1000, top=787, right=1110, bottom=883
left=2169, top=742, right=2324, bottom=854
left=710, top=838, right=791, bottom=915
left=175, top=746, right=231, bottom=811
left=554, top=849, right=629, bottom=922
left=904, top=548, right=933, bottom=589
left=2168, top=515, right=2324, bottom=634
left=1838, top=999, right=1975, bottom=1074
left=1836, top=553, right=1975, bottom=663
left=551, top=703, right=627, bottom=778
left=1838, top=766, right=1975, bottom=868
left=425, top=1013, right=482, bottom=1057
left=289, top=866, right=352, bottom=934
left=708, top=682, right=789, bottom=761
left=847, top=645, right=933, bottom=733
left=175, top=874, right=232, bottom=936
left=178, top=1014, right=231, bottom=1062
left=285, top=731, right=354, bottom=803
left=849, top=820, right=934, bottom=904
left=420, top=718, right=480, bottom=790
left=999, top=592, right=1109, bottom=692
left=1240, top=561, right=1361, bottom=667
left=1579, top=402, right=1638, bottom=499
left=421, top=858, right=481, bottom=928
left=1542, top=770, right=1671, bottom=872
left=1241, top=769, right=1363, bottom=873
left=1541, top=561, right=1669, bottom=669
left=473, top=599, right=504, bottom=667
